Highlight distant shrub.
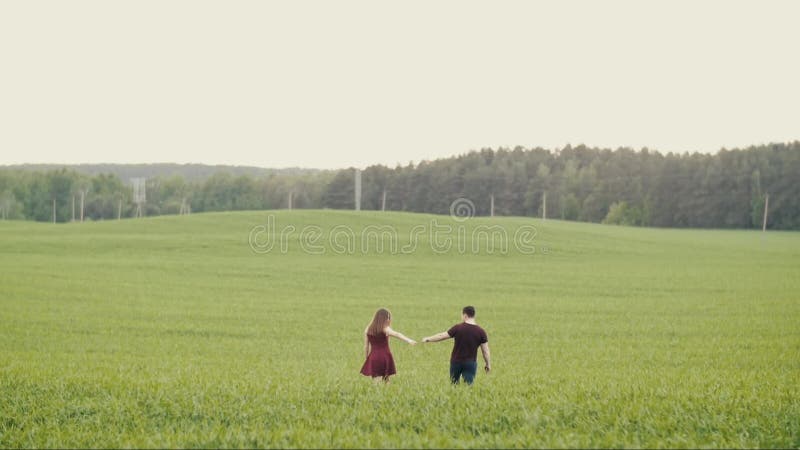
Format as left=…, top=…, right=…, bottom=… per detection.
left=603, top=201, right=645, bottom=226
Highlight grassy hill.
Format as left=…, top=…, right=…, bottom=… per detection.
left=1, top=211, right=798, bottom=448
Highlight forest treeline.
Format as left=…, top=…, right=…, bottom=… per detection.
left=1, top=142, right=798, bottom=229
left=4, top=163, right=318, bottom=181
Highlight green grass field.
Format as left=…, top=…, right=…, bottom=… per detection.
left=1, top=210, right=798, bottom=448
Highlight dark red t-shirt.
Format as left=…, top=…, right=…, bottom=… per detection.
left=447, top=322, right=488, bottom=363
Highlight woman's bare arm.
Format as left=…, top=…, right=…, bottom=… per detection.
left=422, top=331, right=451, bottom=343
left=384, top=327, right=417, bottom=345
left=364, top=331, right=371, bottom=358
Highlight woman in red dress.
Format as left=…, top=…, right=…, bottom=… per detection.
left=360, top=308, right=416, bottom=383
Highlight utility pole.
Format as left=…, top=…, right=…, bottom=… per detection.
left=131, top=178, right=146, bottom=218
left=287, top=191, right=293, bottom=210
left=542, top=191, right=547, bottom=220
left=117, top=199, right=122, bottom=220
left=490, top=193, right=495, bottom=217
left=381, top=188, right=387, bottom=212
left=762, top=193, right=769, bottom=232
left=80, top=190, right=86, bottom=222
left=354, top=169, right=361, bottom=211
left=72, top=196, right=76, bottom=222
left=52, top=199, right=56, bottom=224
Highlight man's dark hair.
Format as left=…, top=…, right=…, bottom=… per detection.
left=462, top=306, right=476, bottom=318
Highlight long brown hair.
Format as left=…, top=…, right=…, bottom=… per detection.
left=367, top=308, right=391, bottom=336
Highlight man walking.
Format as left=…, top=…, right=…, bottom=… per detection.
left=422, top=306, right=491, bottom=385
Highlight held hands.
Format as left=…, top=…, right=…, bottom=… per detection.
left=413, top=335, right=443, bottom=344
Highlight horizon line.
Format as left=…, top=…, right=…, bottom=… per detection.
left=2, top=140, right=797, bottom=171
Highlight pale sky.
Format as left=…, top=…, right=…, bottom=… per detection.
left=1, top=1, right=798, bottom=169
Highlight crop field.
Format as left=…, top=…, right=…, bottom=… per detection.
left=1, top=210, right=798, bottom=448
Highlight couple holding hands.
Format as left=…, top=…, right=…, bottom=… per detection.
left=360, top=306, right=491, bottom=385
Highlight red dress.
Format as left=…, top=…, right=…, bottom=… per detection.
left=360, top=332, right=397, bottom=377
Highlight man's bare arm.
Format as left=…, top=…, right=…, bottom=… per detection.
left=422, top=331, right=451, bottom=343
left=480, top=342, right=491, bottom=372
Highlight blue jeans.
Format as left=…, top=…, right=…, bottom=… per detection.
left=450, top=361, right=478, bottom=385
